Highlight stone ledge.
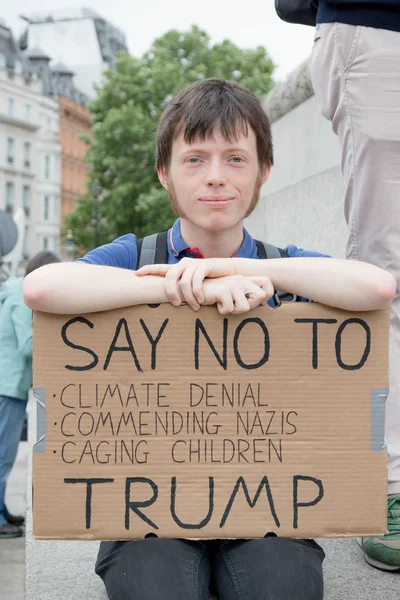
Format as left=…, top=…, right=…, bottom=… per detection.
left=263, top=58, right=314, bottom=123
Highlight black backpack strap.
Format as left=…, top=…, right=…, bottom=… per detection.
left=154, top=231, right=168, bottom=263
left=136, top=231, right=168, bottom=269
left=255, top=240, right=297, bottom=305
left=255, top=240, right=288, bottom=259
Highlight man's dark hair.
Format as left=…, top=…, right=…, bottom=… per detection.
left=25, top=250, right=61, bottom=276
left=156, top=78, right=273, bottom=171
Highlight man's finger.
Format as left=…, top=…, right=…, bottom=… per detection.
left=247, top=293, right=267, bottom=310
left=217, top=291, right=234, bottom=315
left=192, top=268, right=207, bottom=304
left=180, top=268, right=200, bottom=310
left=232, top=291, right=251, bottom=314
left=250, top=277, right=274, bottom=298
left=164, top=269, right=183, bottom=305
left=136, top=264, right=172, bottom=276
left=245, top=283, right=267, bottom=309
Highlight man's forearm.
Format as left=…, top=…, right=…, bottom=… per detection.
left=23, top=263, right=168, bottom=314
left=233, top=257, right=396, bottom=311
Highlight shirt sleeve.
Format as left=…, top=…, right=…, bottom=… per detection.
left=76, top=234, right=138, bottom=269
left=285, top=245, right=331, bottom=259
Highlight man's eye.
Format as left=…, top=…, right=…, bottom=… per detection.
left=187, top=157, right=200, bottom=164
left=231, top=157, right=243, bottom=163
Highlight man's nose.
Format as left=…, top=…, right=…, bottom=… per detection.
left=205, top=161, right=226, bottom=186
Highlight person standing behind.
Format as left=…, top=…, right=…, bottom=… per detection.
left=309, top=0, right=400, bottom=572
left=0, top=250, right=61, bottom=539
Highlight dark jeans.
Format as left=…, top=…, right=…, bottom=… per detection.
left=96, top=537, right=325, bottom=599
left=0, top=396, right=27, bottom=525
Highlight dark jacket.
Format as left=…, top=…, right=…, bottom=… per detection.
left=317, top=0, right=400, bottom=32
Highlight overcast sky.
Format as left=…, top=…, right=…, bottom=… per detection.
left=2, top=1, right=315, bottom=81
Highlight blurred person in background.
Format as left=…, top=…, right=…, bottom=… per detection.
left=0, top=250, right=61, bottom=539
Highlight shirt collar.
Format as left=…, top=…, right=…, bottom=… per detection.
left=168, top=219, right=190, bottom=257
left=168, top=218, right=258, bottom=259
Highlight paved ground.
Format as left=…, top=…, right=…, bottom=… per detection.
left=2, top=441, right=400, bottom=599
left=0, top=442, right=28, bottom=600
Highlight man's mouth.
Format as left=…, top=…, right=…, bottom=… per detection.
left=199, top=196, right=235, bottom=207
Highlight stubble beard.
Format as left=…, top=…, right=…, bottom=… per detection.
left=167, top=170, right=263, bottom=220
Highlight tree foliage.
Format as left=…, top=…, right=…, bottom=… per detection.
left=64, top=26, right=275, bottom=253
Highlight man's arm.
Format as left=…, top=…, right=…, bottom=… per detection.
left=137, top=257, right=396, bottom=312
left=23, top=262, right=273, bottom=316
left=23, top=262, right=169, bottom=314
left=236, top=257, right=396, bottom=311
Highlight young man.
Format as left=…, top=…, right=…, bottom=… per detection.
left=24, top=79, right=395, bottom=599
left=310, top=1, right=400, bottom=571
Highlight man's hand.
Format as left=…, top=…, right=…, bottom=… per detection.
left=136, top=258, right=238, bottom=309
left=197, top=275, right=273, bottom=314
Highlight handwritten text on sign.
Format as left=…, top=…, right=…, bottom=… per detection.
left=32, top=304, right=388, bottom=539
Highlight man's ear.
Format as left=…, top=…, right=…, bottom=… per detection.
left=157, top=167, right=169, bottom=190
left=261, top=163, right=271, bottom=185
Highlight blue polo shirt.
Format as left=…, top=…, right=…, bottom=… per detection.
left=78, top=219, right=327, bottom=267
left=77, top=219, right=328, bottom=306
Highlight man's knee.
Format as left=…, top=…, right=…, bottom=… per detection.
left=96, top=538, right=209, bottom=600
left=217, top=538, right=324, bottom=600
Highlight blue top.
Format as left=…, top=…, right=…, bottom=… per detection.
left=77, top=219, right=329, bottom=307
left=317, top=0, right=400, bottom=33
left=0, top=277, right=33, bottom=401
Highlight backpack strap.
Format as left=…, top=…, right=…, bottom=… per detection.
left=255, top=240, right=288, bottom=259
left=138, top=235, right=289, bottom=266
left=255, top=240, right=298, bottom=305
left=136, top=231, right=168, bottom=269
left=136, top=232, right=298, bottom=305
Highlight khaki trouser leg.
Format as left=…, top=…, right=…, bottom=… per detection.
left=310, top=23, right=400, bottom=494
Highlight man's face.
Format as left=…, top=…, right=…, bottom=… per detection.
left=158, top=125, right=270, bottom=233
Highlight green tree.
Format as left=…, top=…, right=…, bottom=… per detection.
left=65, top=25, right=275, bottom=253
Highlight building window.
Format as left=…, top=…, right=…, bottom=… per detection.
left=55, top=153, right=61, bottom=181
left=23, top=186, right=31, bottom=216
left=54, top=195, right=59, bottom=218
left=43, top=237, right=49, bottom=250
left=43, top=196, right=50, bottom=221
left=45, top=155, right=50, bottom=179
left=25, top=104, right=31, bottom=121
left=24, top=142, right=31, bottom=168
left=7, top=98, right=14, bottom=117
left=23, top=225, right=29, bottom=259
left=5, top=182, right=14, bottom=214
left=7, top=138, right=14, bottom=164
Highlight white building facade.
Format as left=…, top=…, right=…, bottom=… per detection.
left=35, top=92, right=62, bottom=255
left=22, top=8, right=127, bottom=99
left=0, top=54, right=61, bottom=263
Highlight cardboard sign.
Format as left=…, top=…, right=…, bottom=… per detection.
left=32, top=303, right=389, bottom=540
